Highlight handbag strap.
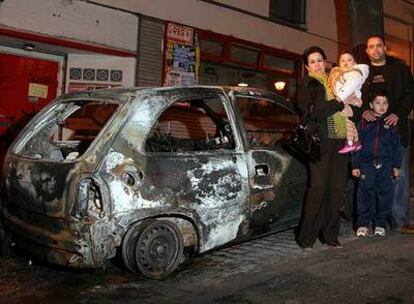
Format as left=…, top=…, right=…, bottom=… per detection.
left=300, top=103, right=315, bottom=123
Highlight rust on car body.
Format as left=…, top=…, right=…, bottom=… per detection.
left=1, top=86, right=307, bottom=278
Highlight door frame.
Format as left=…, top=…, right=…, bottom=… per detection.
left=0, top=45, right=65, bottom=97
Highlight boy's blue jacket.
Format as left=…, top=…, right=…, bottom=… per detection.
left=352, top=116, right=402, bottom=169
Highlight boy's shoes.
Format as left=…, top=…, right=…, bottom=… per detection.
left=356, top=226, right=369, bottom=237
left=374, top=226, right=386, bottom=237
left=338, top=143, right=362, bottom=154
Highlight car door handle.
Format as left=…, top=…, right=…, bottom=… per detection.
left=255, top=164, right=269, bottom=176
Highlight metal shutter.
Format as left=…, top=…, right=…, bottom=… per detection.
left=136, top=17, right=164, bottom=87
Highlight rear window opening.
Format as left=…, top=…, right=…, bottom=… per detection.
left=14, top=101, right=119, bottom=161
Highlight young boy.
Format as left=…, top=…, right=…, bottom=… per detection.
left=352, top=92, right=401, bottom=237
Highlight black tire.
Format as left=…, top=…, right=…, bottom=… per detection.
left=121, top=220, right=152, bottom=273
left=134, top=220, right=184, bottom=280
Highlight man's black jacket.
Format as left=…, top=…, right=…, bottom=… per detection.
left=359, top=57, right=414, bottom=147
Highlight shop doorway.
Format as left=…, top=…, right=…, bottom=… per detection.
left=0, top=53, right=59, bottom=169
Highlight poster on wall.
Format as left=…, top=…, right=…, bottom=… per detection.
left=163, top=22, right=200, bottom=87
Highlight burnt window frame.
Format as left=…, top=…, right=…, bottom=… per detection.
left=144, top=92, right=240, bottom=154
left=231, top=94, right=297, bottom=150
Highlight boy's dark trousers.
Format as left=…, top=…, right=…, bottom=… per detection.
left=356, top=160, right=394, bottom=229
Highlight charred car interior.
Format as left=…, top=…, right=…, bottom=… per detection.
left=0, top=87, right=306, bottom=280
left=146, top=96, right=235, bottom=153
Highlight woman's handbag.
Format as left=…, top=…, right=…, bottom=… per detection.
left=287, top=105, right=321, bottom=162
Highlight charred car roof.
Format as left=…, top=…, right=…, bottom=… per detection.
left=58, top=86, right=294, bottom=112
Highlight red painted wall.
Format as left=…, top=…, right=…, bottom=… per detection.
left=0, top=53, right=59, bottom=174
left=0, top=53, right=58, bottom=136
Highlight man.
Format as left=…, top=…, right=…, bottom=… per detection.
left=360, top=35, right=414, bottom=234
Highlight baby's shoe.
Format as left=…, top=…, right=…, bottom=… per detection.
left=354, top=143, right=362, bottom=152
left=338, top=143, right=357, bottom=154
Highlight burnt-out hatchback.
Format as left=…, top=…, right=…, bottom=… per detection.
left=1, top=86, right=306, bottom=279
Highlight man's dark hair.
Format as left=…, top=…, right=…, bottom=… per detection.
left=302, top=46, right=327, bottom=66
left=366, top=35, right=386, bottom=45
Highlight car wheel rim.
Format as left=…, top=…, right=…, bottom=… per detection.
left=135, top=221, right=183, bottom=279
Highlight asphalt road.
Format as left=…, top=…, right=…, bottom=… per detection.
left=1, top=218, right=413, bottom=304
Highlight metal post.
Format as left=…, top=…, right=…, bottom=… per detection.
left=347, top=0, right=384, bottom=62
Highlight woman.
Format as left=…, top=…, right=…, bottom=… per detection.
left=295, top=46, right=353, bottom=249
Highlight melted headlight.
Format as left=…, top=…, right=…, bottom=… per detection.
left=73, top=178, right=104, bottom=219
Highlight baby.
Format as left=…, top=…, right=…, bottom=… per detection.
left=328, top=51, right=369, bottom=154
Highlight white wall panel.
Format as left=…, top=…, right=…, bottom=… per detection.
left=92, top=0, right=339, bottom=60
left=65, top=54, right=136, bottom=92
left=0, top=0, right=138, bottom=52
left=213, top=0, right=269, bottom=17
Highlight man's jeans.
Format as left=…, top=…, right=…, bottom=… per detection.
left=392, top=146, right=411, bottom=228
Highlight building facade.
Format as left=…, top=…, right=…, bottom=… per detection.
left=93, top=0, right=341, bottom=100
left=0, top=0, right=413, bottom=130
left=383, top=0, right=413, bottom=69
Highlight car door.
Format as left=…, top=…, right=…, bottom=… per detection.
left=230, top=90, right=307, bottom=231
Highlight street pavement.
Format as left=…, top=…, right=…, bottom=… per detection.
left=0, top=218, right=413, bottom=304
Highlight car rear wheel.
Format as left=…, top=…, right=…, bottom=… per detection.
left=134, top=220, right=184, bottom=279
left=121, top=220, right=152, bottom=273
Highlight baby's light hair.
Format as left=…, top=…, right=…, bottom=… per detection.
left=338, top=50, right=354, bottom=60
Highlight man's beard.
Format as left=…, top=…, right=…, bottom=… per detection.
left=370, top=55, right=386, bottom=64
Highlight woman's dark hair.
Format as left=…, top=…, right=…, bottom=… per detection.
left=302, top=46, right=327, bottom=66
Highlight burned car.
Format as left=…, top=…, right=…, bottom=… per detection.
left=1, top=86, right=306, bottom=279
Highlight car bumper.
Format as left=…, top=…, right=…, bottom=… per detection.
left=3, top=209, right=101, bottom=268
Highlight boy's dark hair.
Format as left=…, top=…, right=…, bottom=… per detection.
left=369, top=89, right=388, bottom=103
left=302, top=46, right=327, bottom=66
left=366, top=35, right=386, bottom=45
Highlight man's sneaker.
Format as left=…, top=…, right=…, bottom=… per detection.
left=400, top=224, right=414, bottom=234
left=374, top=226, right=386, bottom=237
left=356, top=226, right=369, bottom=237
